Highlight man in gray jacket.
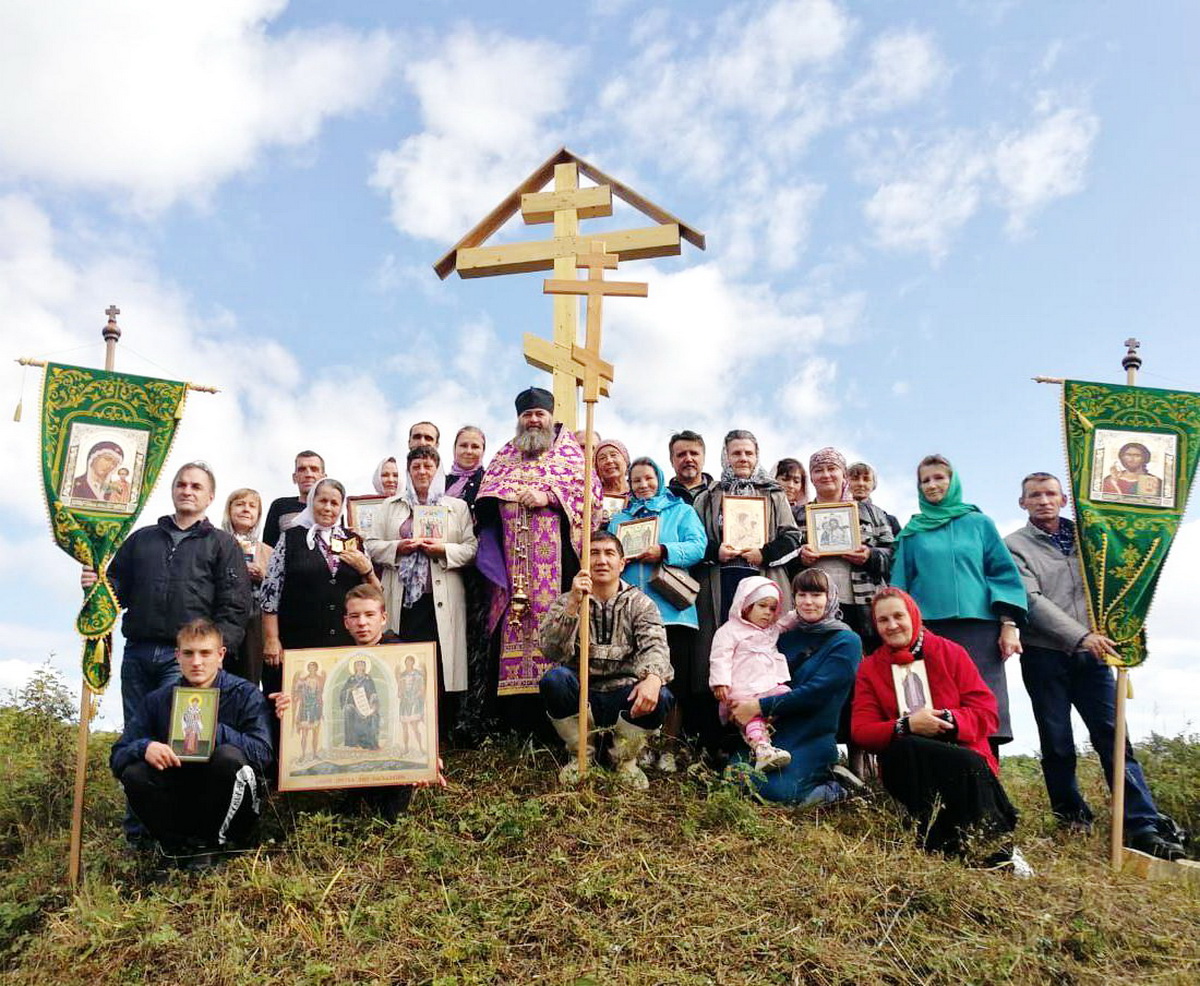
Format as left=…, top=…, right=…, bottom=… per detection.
left=539, top=531, right=673, bottom=790
left=1005, top=472, right=1183, bottom=859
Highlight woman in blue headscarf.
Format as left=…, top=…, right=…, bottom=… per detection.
left=609, top=456, right=706, bottom=771
left=891, top=454, right=1027, bottom=757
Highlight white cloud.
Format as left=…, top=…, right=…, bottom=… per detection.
left=370, top=28, right=577, bottom=243
left=994, top=102, right=1099, bottom=234
left=0, top=1, right=394, bottom=210
left=842, top=29, right=948, bottom=116
left=861, top=131, right=988, bottom=259
left=857, top=93, right=1097, bottom=258
left=600, top=0, right=851, bottom=185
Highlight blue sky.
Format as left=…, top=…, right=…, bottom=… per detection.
left=1, top=0, right=1197, bottom=751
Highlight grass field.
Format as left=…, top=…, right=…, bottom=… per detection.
left=3, top=669, right=1198, bottom=985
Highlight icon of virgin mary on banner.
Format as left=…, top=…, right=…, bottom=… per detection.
left=39, top=363, right=189, bottom=691
left=1062, top=379, right=1200, bottom=667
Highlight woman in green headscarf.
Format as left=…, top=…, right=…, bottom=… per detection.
left=891, top=454, right=1027, bottom=757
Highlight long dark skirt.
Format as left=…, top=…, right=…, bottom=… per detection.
left=452, top=567, right=496, bottom=745
left=224, top=610, right=264, bottom=687
left=926, top=618, right=1011, bottom=745
left=881, top=735, right=1018, bottom=860
left=399, top=592, right=456, bottom=742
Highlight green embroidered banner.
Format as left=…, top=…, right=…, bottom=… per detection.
left=40, top=363, right=188, bottom=692
left=1062, top=379, right=1200, bottom=666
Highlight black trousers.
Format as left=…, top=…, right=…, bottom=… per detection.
left=120, top=744, right=263, bottom=849
left=881, top=735, right=1018, bottom=859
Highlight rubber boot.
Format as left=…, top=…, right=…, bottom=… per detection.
left=550, top=711, right=596, bottom=785
left=608, top=715, right=652, bottom=790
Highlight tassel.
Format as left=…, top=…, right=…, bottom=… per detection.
left=13, top=363, right=26, bottom=421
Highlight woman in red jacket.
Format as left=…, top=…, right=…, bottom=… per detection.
left=852, top=587, right=1031, bottom=876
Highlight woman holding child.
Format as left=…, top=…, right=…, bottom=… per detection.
left=724, top=569, right=862, bottom=804
left=693, top=430, right=800, bottom=700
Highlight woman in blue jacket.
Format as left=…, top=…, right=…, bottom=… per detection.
left=891, top=454, right=1027, bottom=756
left=609, top=456, right=707, bottom=771
left=729, top=568, right=862, bottom=804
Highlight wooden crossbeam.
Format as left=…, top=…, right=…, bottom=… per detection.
left=522, top=333, right=610, bottom=398
left=521, top=185, right=612, bottom=225
left=455, top=224, right=682, bottom=278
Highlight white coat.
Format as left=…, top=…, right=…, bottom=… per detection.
left=365, top=495, right=478, bottom=692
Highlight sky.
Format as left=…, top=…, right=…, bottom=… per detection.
left=1, top=0, right=1197, bottom=753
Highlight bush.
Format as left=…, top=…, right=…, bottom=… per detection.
left=0, top=665, right=81, bottom=859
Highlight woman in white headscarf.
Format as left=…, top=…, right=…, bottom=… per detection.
left=372, top=457, right=400, bottom=497
left=366, top=446, right=478, bottom=731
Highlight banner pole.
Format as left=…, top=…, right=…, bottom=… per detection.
left=1109, top=339, right=1142, bottom=871
left=67, top=305, right=121, bottom=887
left=577, top=398, right=596, bottom=776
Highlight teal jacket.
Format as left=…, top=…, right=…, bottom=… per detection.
left=609, top=460, right=707, bottom=628
left=892, top=512, right=1027, bottom=622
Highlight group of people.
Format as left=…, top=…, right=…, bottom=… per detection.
left=95, top=386, right=1187, bottom=872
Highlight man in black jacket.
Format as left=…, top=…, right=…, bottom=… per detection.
left=111, top=618, right=273, bottom=868
left=82, top=461, right=251, bottom=841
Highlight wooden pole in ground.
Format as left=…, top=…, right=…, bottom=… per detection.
left=67, top=304, right=121, bottom=887
left=577, top=400, right=597, bottom=775
left=1110, top=337, right=1142, bottom=871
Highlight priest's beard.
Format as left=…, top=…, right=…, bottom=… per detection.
left=514, top=423, right=553, bottom=458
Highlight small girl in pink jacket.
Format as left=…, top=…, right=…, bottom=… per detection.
left=709, top=576, right=798, bottom=771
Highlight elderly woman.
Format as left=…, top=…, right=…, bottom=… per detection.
left=372, top=457, right=400, bottom=497
left=729, top=569, right=862, bottom=804
left=366, top=445, right=478, bottom=736
left=595, top=438, right=630, bottom=520
left=847, top=461, right=900, bottom=537
left=851, top=588, right=1030, bottom=875
left=609, top=456, right=707, bottom=771
left=261, top=479, right=379, bottom=664
left=221, top=487, right=273, bottom=685
left=693, top=430, right=800, bottom=750
left=773, top=458, right=809, bottom=522
left=892, top=455, right=1027, bottom=756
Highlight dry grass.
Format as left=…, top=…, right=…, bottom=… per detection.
left=4, top=732, right=1199, bottom=986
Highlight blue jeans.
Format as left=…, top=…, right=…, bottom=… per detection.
left=1020, top=644, right=1158, bottom=832
left=539, top=666, right=674, bottom=730
left=119, top=640, right=182, bottom=839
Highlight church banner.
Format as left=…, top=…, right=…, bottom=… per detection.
left=39, top=363, right=189, bottom=692
left=1062, top=379, right=1200, bottom=666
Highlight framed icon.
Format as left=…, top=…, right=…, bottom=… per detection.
left=278, top=643, right=439, bottom=792
left=57, top=421, right=150, bottom=514
left=805, top=501, right=862, bottom=556
left=412, top=504, right=449, bottom=540
left=891, top=660, right=933, bottom=717
left=346, top=494, right=389, bottom=539
left=168, top=687, right=220, bottom=762
left=616, top=516, right=659, bottom=558
left=1088, top=429, right=1177, bottom=509
left=722, top=495, right=767, bottom=552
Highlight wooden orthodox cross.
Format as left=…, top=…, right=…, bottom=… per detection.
left=543, top=242, right=647, bottom=775
left=435, top=147, right=704, bottom=429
